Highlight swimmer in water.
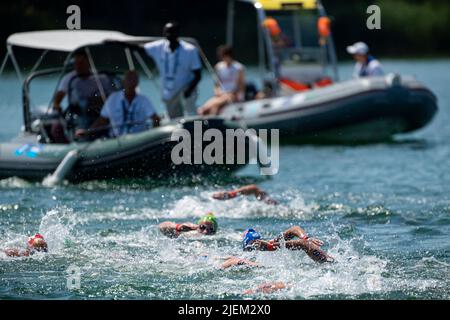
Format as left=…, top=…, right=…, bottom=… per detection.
left=242, top=226, right=334, bottom=264
left=158, top=213, right=218, bottom=238
left=220, top=256, right=260, bottom=269
left=244, top=281, right=287, bottom=295
left=3, top=233, right=48, bottom=257
left=212, top=185, right=278, bottom=205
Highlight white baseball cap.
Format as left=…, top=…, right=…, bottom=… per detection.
left=347, top=42, right=369, bottom=55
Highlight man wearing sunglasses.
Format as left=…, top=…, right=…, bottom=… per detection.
left=158, top=213, right=218, bottom=238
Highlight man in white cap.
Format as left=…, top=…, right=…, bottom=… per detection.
left=144, top=21, right=202, bottom=119
left=347, top=42, right=384, bottom=79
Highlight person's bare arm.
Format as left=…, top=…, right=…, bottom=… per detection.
left=4, top=249, right=30, bottom=257
left=53, top=91, right=66, bottom=113
left=158, top=221, right=198, bottom=238
left=244, top=282, right=286, bottom=295
left=253, top=238, right=332, bottom=263
left=184, top=69, right=202, bottom=98
left=221, top=257, right=260, bottom=269
left=235, top=69, right=246, bottom=99
left=212, top=185, right=278, bottom=205
left=214, top=84, right=223, bottom=97
left=272, top=226, right=324, bottom=247
left=75, top=117, right=110, bottom=138
left=285, top=239, right=333, bottom=263
left=252, top=240, right=280, bottom=251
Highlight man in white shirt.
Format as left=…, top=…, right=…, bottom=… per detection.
left=347, top=42, right=385, bottom=79
left=144, top=21, right=202, bottom=119
left=76, top=71, right=160, bottom=139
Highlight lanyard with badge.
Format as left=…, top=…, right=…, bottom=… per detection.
left=121, top=98, right=135, bottom=135
left=163, top=43, right=180, bottom=94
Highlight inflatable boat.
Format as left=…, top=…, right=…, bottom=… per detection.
left=0, top=118, right=246, bottom=182
left=221, top=74, right=438, bottom=143
left=223, top=0, right=438, bottom=143
left=0, top=30, right=251, bottom=183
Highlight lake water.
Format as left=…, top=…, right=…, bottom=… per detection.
left=0, top=60, right=449, bottom=299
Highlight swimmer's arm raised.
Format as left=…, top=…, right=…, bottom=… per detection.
left=212, top=185, right=277, bottom=205
left=285, top=240, right=333, bottom=264
left=273, top=226, right=324, bottom=247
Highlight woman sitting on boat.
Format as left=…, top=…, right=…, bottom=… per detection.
left=198, top=45, right=246, bottom=116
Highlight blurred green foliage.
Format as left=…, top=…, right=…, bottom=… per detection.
left=0, top=0, right=449, bottom=64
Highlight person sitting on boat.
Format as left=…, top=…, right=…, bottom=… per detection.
left=76, top=71, right=160, bottom=139
left=212, top=184, right=278, bottom=205
left=197, top=45, right=246, bottom=116
left=158, top=213, right=218, bottom=238
left=347, top=42, right=385, bottom=78
left=3, top=233, right=48, bottom=257
left=144, top=21, right=202, bottom=119
left=51, top=49, right=115, bottom=143
left=242, top=226, right=334, bottom=264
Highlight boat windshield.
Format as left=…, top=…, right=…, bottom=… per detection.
left=264, top=10, right=328, bottom=83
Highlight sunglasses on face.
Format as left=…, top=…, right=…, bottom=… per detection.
left=199, top=223, right=214, bottom=234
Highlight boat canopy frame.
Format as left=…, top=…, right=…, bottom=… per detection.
left=0, top=30, right=201, bottom=134
left=226, top=0, right=339, bottom=88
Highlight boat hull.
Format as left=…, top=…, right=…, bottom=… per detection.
left=222, top=75, right=438, bottom=144
left=0, top=118, right=248, bottom=182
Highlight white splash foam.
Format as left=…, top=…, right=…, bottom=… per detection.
left=166, top=190, right=318, bottom=220
left=39, top=209, right=74, bottom=253
left=0, top=177, right=32, bottom=188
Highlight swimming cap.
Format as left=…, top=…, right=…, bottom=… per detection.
left=27, top=233, right=48, bottom=252
left=198, top=213, right=218, bottom=232
left=28, top=233, right=45, bottom=246
left=243, top=228, right=261, bottom=250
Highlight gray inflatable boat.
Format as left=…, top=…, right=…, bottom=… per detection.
left=222, top=74, right=438, bottom=143
left=0, top=118, right=247, bottom=182
left=0, top=30, right=251, bottom=183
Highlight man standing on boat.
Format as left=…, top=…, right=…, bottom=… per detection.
left=144, top=21, right=202, bottom=119
left=347, top=42, right=385, bottom=78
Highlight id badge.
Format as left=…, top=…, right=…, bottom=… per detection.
left=165, top=77, right=175, bottom=91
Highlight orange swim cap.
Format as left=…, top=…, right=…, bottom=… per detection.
left=263, top=18, right=282, bottom=37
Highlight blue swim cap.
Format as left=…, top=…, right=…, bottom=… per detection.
left=243, top=228, right=261, bottom=250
